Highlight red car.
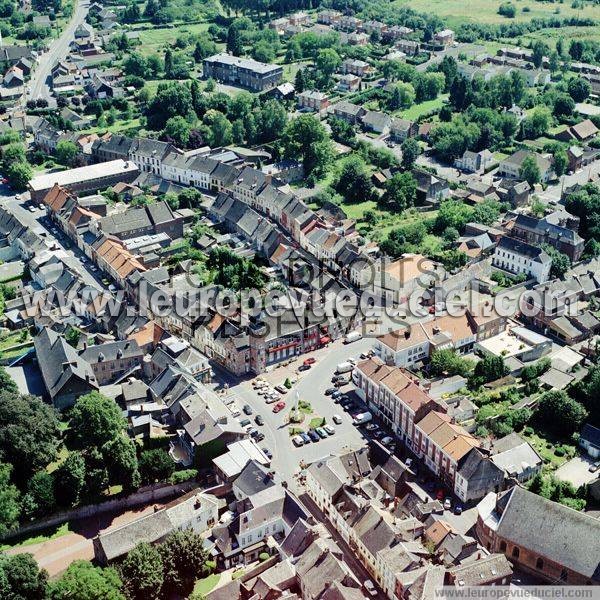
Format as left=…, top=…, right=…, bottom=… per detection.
left=436, top=489, right=445, bottom=501
left=303, top=357, right=316, bottom=366
left=273, top=401, right=286, bottom=413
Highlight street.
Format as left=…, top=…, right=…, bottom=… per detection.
left=28, top=0, right=91, bottom=102
left=0, top=188, right=106, bottom=289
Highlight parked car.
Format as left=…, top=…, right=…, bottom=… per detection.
left=300, top=432, right=311, bottom=444
left=381, top=436, right=394, bottom=446
left=589, top=462, right=600, bottom=473
left=325, top=387, right=337, bottom=396
left=454, top=504, right=463, bottom=515
left=436, top=489, right=445, bottom=501
left=262, top=448, right=273, bottom=459
left=255, top=415, right=264, bottom=426
left=230, top=408, right=241, bottom=417
left=308, top=430, right=320, bottom=442
left=292, top=435, right=304, bottom=447
left=303, top=357, right=316, bottom=365
left=243, top=404, right=253, bottom=415
left=298, top=364, right=311, bottom=372
left=273, top=401, right=286, bottom=413
left=315, top=427, right=328, bottom=439
left=365, top=423, right=378, bottom=432
left=444, top=498, right=452, bottom=510
left=331, top=390, right=342, bottom=400
left=332, top=414, right=342, bottom=424
left=275, top=385, right=288, bottom=394
left=363, top=580, right=377, bottom=597
left=324, top=425, right=335, bottom=435
left=240, top=418, right=251, bottom=428
left=265, top=396, right=278, bottom=404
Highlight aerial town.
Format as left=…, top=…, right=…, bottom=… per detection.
left=0, top=0, right=600, bottom=597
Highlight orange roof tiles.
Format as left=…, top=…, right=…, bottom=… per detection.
left=425, top=520, right=453, bottom=547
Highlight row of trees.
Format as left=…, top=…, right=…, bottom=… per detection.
left=0, top=528, right=211, bottom=599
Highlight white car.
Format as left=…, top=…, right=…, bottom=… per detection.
left=230, top=408, right=241, bottom=417
left=292, top=435, right=304, bottom=447
left=324, top=425, right=335, bottom=435
left=363, top=580, right=377, bottom=597
left=444, top=498, right=452, bottom=510
left=332, top=414, right=342, bottom=424
left=381, top=436, right=394, bottom=446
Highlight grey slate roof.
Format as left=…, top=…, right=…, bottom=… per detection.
left=495, top=486, right=600, bottom=581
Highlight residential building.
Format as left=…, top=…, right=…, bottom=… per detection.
left=492, top=236, right=552, bottom=283
left=509, top=213, right=584, bottom=262
left=490, top=433, right=542, bottom=483
left=203, top=53, right=283, bottom=91
left=331, top=101, right=366, bottom=124
left=447, top=554, right=512, bottom=587
left=34, top=328, right=99, bottom=409
left=79, top=339, right=144, bottom=385
left=341, top=58, right=371, bottom=76
left=434, top=29, right=455, bottom=46
left=297, top=90, right=330, bottom=113
left=361, top=110, right=391, bottom=134
left=454, top=448, right=504, bottom=503
left=454, top=149, right=494, bottom=173
left=498, top=150, right=554, bottom=182
left=390, top=119, right=418, bottom=142
left=129, top=138, right=179, bottom=175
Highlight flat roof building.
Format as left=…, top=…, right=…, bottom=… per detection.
left=29, top=160, right=139, bottom=201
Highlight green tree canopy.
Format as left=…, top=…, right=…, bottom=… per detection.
left=49, top=561, right=124, bottom=600
left=68, top=392, right=126, bottom=449
left=120, top=542, right=164, bottom=600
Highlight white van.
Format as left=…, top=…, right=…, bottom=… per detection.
left=344, top=331, right=363, bottom=344
left=336, top=361, right=354, bottom=374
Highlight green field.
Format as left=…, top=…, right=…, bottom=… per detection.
left=134, top=22, right=212, bottom=55
left=193, top=573, right=220, bottom=596
left=516, top=25, right=600, bottom=47
left=395, top=0, right=600, bottom=28
left=0, top=523, right=71, bottom=551
left=400, top=95, right=448, bottom=121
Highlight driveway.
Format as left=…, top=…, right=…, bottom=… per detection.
left=555, top=455, right=599, bottom=488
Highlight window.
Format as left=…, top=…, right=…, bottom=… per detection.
left=512, top=546, right=520, bottom=559
left=500, top=541, right=507, bottom=552
left=536, top=558, right=544, bottom=570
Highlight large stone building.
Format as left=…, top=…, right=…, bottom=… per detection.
left=203, top=53, right=283, bottom=91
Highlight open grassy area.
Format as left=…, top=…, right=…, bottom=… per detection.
left=400, top=95, right=448, bottom=121
left=515, top=25, right=600, bottom=48
left=0, top=523, right=71, bottom=551
left=134, top=22, right=212, bottom=55
left=395, top=0, right=600, bottom=28
left=193, top=573, right=221, bottom=596
left=309, top=416, right=326, bottom=428
left=522, top=430, right=576, bottom=471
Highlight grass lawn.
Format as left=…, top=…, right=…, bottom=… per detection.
left=135, top=22, right=212, bottom=55
left=339, top=199, right=379, bottom=221
left=282, top=61, right=311, bottom=82
left=400, top=95, right=448, bottom=121
left=394, top=0, right=600, bottom=28
left=0, top=523, right=71, bottom=551
left=522, top=430, right=575, bottom=471
left=309, top=416, right=326, bottom=428
left=516, top=25, right=600, bottom=48
left=193, top=573, right=220, bottom=596
left=0, top=330, right=31, bottom=352
left=143, top=79, right=182, bottom=96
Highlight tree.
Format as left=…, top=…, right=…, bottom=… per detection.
left=519, top=155, right=540, bottom=187
left=0, top=553, right=48, bottom=600
left=162, top=116, right=191, bottom=147
left=1, top=142, right=26, bottom=167
left=567, top=77, right=591, bottom=103
left=521, top=106, right=551, bottom=139
left=68, top=392, right=126, bottom=449
left=123, top=52, right=148, bottom=78
left=0, top=464, right=20, bottom=535
left=0, top=366, right=17, bottom=395
left=146, top=84, right=193, bottom=130
left=388, top=82, right=415, bottom=111
left=102, top=436, right=140, bottom=491
left=205, top=111, right=232, bottom=147
left=553, top=149, right=568, bottom=178
left=400, top=137, right=420, bottom=170
left=159, top=530, right=209, bottom=596
left=333, top=155, right=373, bottom=204
left=0, top=392, right=61, bottom=487
left=471, top=199, right=504, bottom=226
left=470, top=355, right=508, bottom=387
left=193, top=38, right=217, bottom=62
left=435, top=199, right=474, bottom=233
left=49, top=561, right=124, bottom=600
left=226, top=24, right=243, bottom=56
left=139, top=449, right=174, bottom=486
left=5, top=162, right=32, bottom=191
left=120, top=542, right=164, bottom=600
left=381, top=172, right=417, bottom=212
left=429, top=349, right=473, bottom=377
left=55, top=452, right=86, bottom=507
left=498, top=2, right=516, bottom=18
left=532, top=40, right=548, bottom=69
left=315, top=48, right=340, bottom=84
left=553, top=93, right=575, bottom=118
left=252, top=40, right=275, bottom=63
left=294, top=68, right=306, bottom=93
left=536, top=390, right=587, bottom=436
left=55, top=140, right=79, bottom=167
left=282, top=115, right=333, bottom=177
left=22, top=470, right=55, bottom=520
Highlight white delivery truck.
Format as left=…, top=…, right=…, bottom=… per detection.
left=336, top=361, right=354, bottom=374
left=344, top=331, right=363, bottom=344
left=353, top=411, right=373, bottom=425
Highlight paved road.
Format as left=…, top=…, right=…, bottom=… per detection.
left=537, top=161, right=600, bottom=204
left=28, top=0, right=90, bottom=102
left=0, top=187, right=105, bottom=289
